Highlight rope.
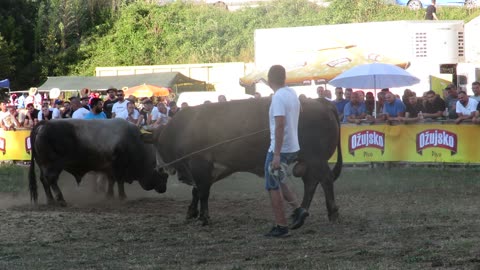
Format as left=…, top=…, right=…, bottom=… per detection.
left=158, top=128, right=269, bottom=168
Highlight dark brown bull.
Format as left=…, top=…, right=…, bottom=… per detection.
left=153, top=97, right=342, bottom=225
left=29, top=118, right=168, bottom=205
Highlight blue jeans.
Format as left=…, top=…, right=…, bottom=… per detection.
left=264, top=151, right=298, bottom=190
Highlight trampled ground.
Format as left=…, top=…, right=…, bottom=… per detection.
left=0, top=167, right=480, bottom=269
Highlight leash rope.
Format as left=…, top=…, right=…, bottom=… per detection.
left=159, top=128, right=269, bottom=168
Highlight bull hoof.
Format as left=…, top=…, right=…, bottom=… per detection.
left=328, top=211, right=340, bottom=223
left=186, top=209, right=199, bottom=219
left=57, top=200, right=67, bottom=207
left=199, top=216, right=210, bottom=226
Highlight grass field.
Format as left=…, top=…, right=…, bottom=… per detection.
left=0, top=165, right=479, bottom=269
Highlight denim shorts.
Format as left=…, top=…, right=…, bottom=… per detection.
left=264, top=151, right=298, bottom=190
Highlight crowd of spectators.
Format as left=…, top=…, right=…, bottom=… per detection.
left=0, top=87, right=184, bottom=131
left=325, top=81, right=480, bottom=125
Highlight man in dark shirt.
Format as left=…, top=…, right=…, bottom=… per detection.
left=103, top=87, right=118, bottom=118
left=423, top=90, right=446, bottom=119
left=425, top=0, right=438, bottom=20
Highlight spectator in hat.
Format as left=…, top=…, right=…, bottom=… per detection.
left=103, top=87, right=117, bottom=118
left=80, top=96, right=90, bottom=110
left=84, top=98, right=107, bottom=119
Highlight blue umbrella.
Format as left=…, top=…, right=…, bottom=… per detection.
left=329, top=63, right=420, bottom=117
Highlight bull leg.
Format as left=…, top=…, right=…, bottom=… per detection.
left=197, top=183, right=211, bottom=226
left=117, top=180, right=127, bottom=200
left=39, top=171, right=55, bottom=205
left=301, top=161, right=339, bottom=222
left=106, top=178, right=115, bottom=199
left=319, top=170, right=339, bottom=222
left=44, top=170, right=66, bottom=206
left=187, top=187, right=199, bottom=219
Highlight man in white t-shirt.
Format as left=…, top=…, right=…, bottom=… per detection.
left=111, top=89, right=129, bottom=118
left=71, top=97, right=90, bottom=119
left=263, top=65, right=307, bottom=238
left=455, top=90, right=478, bottom=124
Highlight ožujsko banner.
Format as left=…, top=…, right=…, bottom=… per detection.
left=330, top=123, right=480, bottom=163
left=1, top=124, right=479, bottom=163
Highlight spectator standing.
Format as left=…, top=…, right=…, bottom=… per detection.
left=168, top=101, right=180, bottom=117
left=84, top=98, right=107, bottom=119
left=263, top=65, right=307, bottom=238
left=423, top=90, right=446, bottom=119
left=344, top=88, right=353, bottom=101
left=80, top=96, right=90, bottom=110
left=111, top=89, right=129, bottom=118
left=23, top=103, right=39, bottom=128
left=381, top=92, right=406, bottom=121
left=1, top=104, right=21, bottom=130
left=425, top=0, right=438, bottom=20
left=38, top=105, right=53, bottom=121
left=17, top=92, right=27, bottom=109
left=444, top=85, right=458, bottom=119
left=71, top=97, right=90, bottom=119
left=455, top=91, right=478, bottom=124
left=103, top=87, right=118, bottom=118
left=218, top=95, right=227, bottom=102
left=470, top=81, right=480, bottom=102
left=119, top=102, right=143, bottom=127
left=62, top=101, right=73, bottom=118
left=181, top=102, right=189, bottom=109
left=333, top=87, right=348, bottom=121
left=403, top=93, right=425, bottom=123
left=343, top=92, right=368, bottom=124
left=151, top=102, right=169, bottom=127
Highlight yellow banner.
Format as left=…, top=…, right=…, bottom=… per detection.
left=0, top=129, right=31, bottom=161
left=2, top=124, right=480, bottom=163
left=331, top=123, right=480, bottom=164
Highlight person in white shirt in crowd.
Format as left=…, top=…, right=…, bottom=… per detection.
left=17, top=92, right=27, bottom=109
left=471, top=81, right=480, bottom=102
left=111, top=89, right=129, bottom=118
left=455, top=90, right=478, bottom=124
left=1, top=104, right=21, bottom=131
left=119, top=102, right=143, bottom=127
left=71, top=97, right=90, bottom=119
left=151, top=102, right=170, bottom=128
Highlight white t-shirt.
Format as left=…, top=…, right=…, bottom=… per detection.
left=72, top=107, right=90, bottom=119
left=117, top=109, right=140, bottom=120
left=268, top=86, right=300, bottom=153
left=456, top=98, right=478, bottom=116
left=39, top=108, right=61, bottom=120
left=112, top=100, right=129, bottom=118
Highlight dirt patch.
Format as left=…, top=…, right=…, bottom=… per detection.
left=1, top=169, right=480, bottom=269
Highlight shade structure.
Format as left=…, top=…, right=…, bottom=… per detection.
left=239, top=45, right=411, bottom=86
left=329, top=63, right=420, bottom=117
left=329, top=62, right=420, bottom=89
left=123, top=84, right=170, bottom=97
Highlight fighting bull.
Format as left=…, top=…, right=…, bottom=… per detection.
left=29, top=118, right=168, bottom=205
left=152, top=97, right=342, bottom=225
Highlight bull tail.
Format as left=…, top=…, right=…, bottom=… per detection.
left=29, top=124, right=40, bottom=204
left=332, top=108, right=343, bottom=182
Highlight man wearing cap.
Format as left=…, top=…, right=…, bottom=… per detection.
left=80, top=96, right=91, bottom=111
left=264, top=65, right=308, bottom=238
left=103, top=87, right=117, bottom=119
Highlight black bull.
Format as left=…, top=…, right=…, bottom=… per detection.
left=152, top=97, right=342, bottom=225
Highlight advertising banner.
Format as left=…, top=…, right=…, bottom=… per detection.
left=0, top=129, right=31, bottom=161
left=331, top=123, right=480, bottom=164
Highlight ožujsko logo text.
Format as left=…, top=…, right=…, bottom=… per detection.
left=348, top=130, right=385, bottom=156
left=416, top=129, right=457, bottom=155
